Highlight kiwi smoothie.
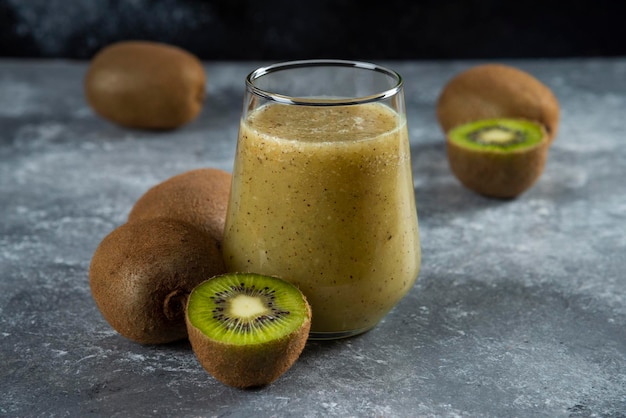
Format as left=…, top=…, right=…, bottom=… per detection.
left=222, top=102, right=421, bottom=336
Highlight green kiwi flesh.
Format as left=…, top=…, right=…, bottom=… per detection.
left=186, top=273, right=311, bottom=388
left=446, top=118, right=549, bottom=198
left=449, top=118, right=544, bottom=152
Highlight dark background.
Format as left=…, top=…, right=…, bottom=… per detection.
left=1, top=0, right=625, bottom=61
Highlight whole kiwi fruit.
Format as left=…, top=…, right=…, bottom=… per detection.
left=89, top=218, right=226, bottom=344
left=436, top=64, right=560, bottom=143
left=186, top=273, right=311, bottom=388
left=128, top=168, right=231, bottom=244
left=84, top=40, right=206, bottom=130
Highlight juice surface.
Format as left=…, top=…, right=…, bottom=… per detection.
left=222, top=102, right=421, bottom=334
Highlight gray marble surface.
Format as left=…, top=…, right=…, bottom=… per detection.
left=1, top=58, right=625, bottom=417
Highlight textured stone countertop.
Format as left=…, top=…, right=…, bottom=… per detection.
left=1, top=58, right=625, bottom=417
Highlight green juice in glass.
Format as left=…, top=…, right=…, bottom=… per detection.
left=222, top=101, right=421, bottom=338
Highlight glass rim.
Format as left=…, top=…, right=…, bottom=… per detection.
left=245, top=59, right=403, bottom=106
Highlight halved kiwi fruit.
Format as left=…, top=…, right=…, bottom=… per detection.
left=89, top=218, right=226, bottom=344
left=186, top=273, right=311, bottom=388
left=128, top=168, right=231, bottom=244
left=447, top=118, right=549, bottom=198
left=436, top=64, right=560, bottom=197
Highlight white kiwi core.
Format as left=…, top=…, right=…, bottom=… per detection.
left=230, top=295, right=270, bottom=318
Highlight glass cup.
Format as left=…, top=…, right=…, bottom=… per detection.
left=222, top=60, right=421, bottom=340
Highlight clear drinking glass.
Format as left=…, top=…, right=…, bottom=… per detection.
left=222, top=60, right=421, bottom=340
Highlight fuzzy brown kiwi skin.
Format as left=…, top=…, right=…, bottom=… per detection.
left=128, top=168, right=231, bottom=244
left=84, top=40, right=206, bottom=130
left=89, top=218, right=226, bottom=345
left=185, top=288, right=311, bottom=389
left=446, top=123, right=550, bottom=199
left=437, top=64, right=560, bottom=143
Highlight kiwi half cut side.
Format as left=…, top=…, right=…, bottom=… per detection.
left=446, top=118, right=549, bottom=198
left=186, top=273, right=311, bottom=388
